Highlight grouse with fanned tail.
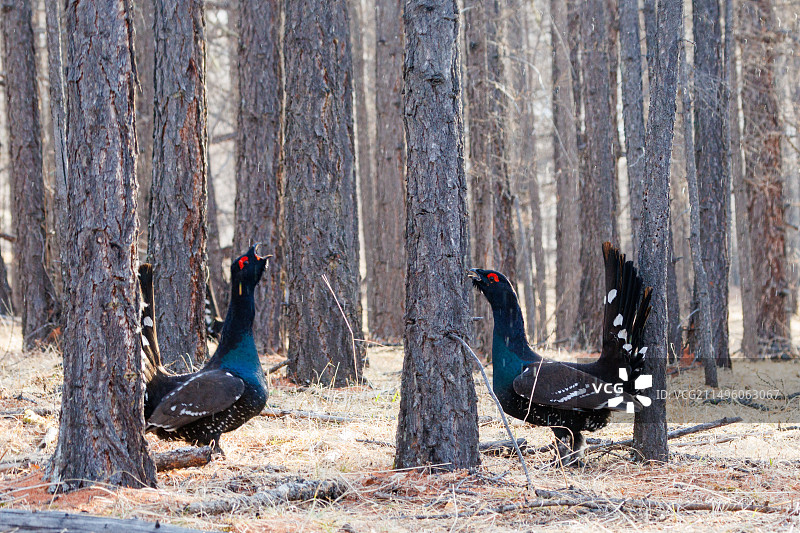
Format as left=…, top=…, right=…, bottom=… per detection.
left=469, top=242, right=652, bottom=466
left=139, top=245, right=270, bottom=452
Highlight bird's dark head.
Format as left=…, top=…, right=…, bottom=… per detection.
left=231, top=243, right=270, bottom=295
left=468, top=268, right=517, bottom=308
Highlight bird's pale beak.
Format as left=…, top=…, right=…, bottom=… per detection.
left=467, top=269, right=481, bottom=281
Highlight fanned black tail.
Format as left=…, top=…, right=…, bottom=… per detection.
left=204, top=279, right=224, bottom=340
left=138, top=263, right=161, bottom=382
left=599, top=242, right=652, bottom=390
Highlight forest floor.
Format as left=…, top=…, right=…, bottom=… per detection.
left=0, top=315, right=799, bottom=532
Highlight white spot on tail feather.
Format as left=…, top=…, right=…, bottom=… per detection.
left=607, top=289, right=617, bottom=303
left=613, top=314, right=623, bottom=327
left=143, top=316, right=154, bottom=328
left=617, top=329, right=627, bottom=340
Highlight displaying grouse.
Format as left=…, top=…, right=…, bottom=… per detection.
left=139, top=245, right=270, bottom=452
left=469, top=242, right=652, bottom=465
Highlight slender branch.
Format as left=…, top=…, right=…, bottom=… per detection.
left=448, top=333, right=533, bottom=490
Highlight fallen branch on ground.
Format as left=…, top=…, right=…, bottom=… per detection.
left=185, top=478, right=345, bottom=515
left=153, top=446, right=213, bottom=472
left=260, top=407, right=362, bottom=423
left=479, top=438, right=528, bottom=456
left=583, top=417, right=742, bottom=455
left=0, top=509, right=212, bottom=532
left=399, top=493, right=788, bottom=520
left=267, top=359, right=288, bottom=373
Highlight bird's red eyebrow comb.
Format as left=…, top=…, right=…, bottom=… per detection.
left=238, top=256, right=249, bottom=270
left=488, top=273, right=499, bottom=282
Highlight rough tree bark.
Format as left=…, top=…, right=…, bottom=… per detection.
left=283, top=0, right=365, bottom=386
left=371, top=0, right=406, bottom=344
left=395, top=0, right=479, bottom=470
left=679, top=43, right=718, bottom=387
left=148, top=0, right=209, bottom=372
left=693, top=0, right=730, bottom=368
left=487, top=1, right=516, bottom=288
left=1, top=0, right=57, bottom=348
left=233, top=0, right=283, bottom=353
left=50, top=0, right=156, bottom=489
left=464, top=0, right=494, bottom=357
left=576, top=0, right=618, bottom=349
left=619, top=0, right=646, bottom=255
left=634, top=0, right=682, bottom=463
left=740, top=0, right=791, bottom=357
left=351, top=0, right=376, bottom=341
left=134, top=3, right=154, bottom=253
left=551, top=0, right=581, bottom=344
left=726, top=0, right=758, bottom=359
left=509, top=0, right=545, bottom=343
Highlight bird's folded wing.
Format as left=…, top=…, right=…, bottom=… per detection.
left=512, top=360, right=643, bottom=412
left=147, top=370, right=245, bottom=431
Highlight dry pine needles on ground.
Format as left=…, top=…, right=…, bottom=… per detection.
left=0, top=320, right=799, bottom=532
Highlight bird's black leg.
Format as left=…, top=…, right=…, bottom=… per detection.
left=552, top=427, right=585, bottom=468
left=210, top=436, right=225, bottom=456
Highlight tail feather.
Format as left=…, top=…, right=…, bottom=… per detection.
left=138, top=263, right=161, bottom=382
left=204, top=279, right=224, bottom=340
left=600, top=242, right=652, bottom=385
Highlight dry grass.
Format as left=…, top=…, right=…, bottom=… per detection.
left=0, top=319, right=799, bottom=532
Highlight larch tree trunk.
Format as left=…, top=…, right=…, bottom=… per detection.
left=149, top=0, right=209, bottom=372
left=464, top=0, right=494, bottom=357
left=134, top=3, right=154, bottom=254
left=1, top=0, right=57, bottom=348
left=509, top=0, right=544, bottom=343
left=576, top=0, right=618, bottom=349
left=726, top=0, right=758, bottom=359
left=395, top=0, right=479, bottom=470
left=619, top=0, right=646, bottom=256
left=234, top=0, right=283, bottom=354
left=634, top=0, right=682, bottom=463
left=680, top=42, right=718, bottom=387
left=740, top=0, right=790, bottom=357
left=487, top=1, right=516, bottom=287
left=283, top=0, right=365, bottom=386
left=44, top=0, right=68, bottom=310
left=552, top=0, right=581, bottom=344
left=372, top=0, right=406, bottom=344
left=50, top=0, right=156, bottom=489
left=351, top=0, right=376, bottom=342
left=692, top=0, right=730, bottom=368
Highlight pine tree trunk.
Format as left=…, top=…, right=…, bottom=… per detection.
left=395, top=0, right=479, bottom=469
left=693, top=0, right=731, bottom=368
left=372, top=0, right=406, bottom=344
left=352, top=0, right=377, bottom=342
left=740, top=0, right=790, bottom=357
left=551, top=0, right=581, bottom=344
left=149, top=0, right=209, bottom=371
left=233, top=0, right=283, bottom=354
left=134, top=4, right=154, bottom=254
left=680, top=42, right=718, bottom=387
left=576, top=0, right=618, bottom=349
left=1, top=0, right=57, bottom=348
left=508, top=1, right=544, bottom=344
left=283, top=0, right=365, bottom=386
left=726, top=0, right=758, bottom=359
left=487, top=1, right=516, bottom=286
left=633, top=0, right=682, bottom=463
left=50, top=0, right=156, bottom=489
left=619, top=0, right=646, bottom=255
left=464, top=0, right=494, bottom=357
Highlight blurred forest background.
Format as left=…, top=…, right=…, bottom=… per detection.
left=0, top=0, right=797, bottom=369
